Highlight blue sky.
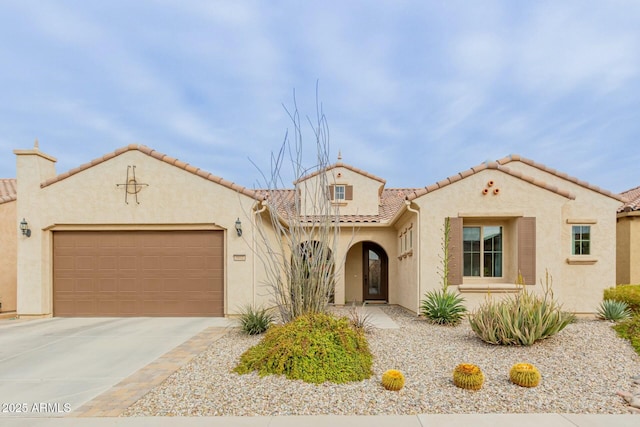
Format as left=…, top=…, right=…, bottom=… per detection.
left=1, top=1, right=638, bottom=193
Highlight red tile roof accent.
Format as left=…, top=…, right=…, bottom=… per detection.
left=406, top=162, right=575, bottom=201
left=496, top=154, right=624, bottom=202
left=406, top=154, right=626, bottom=201
left=259, top=188, right=414, bottom=224
left=293, top=161, right=386, bottom=185
left=39, top=144, right=262, bottom=200
left=619, top=185, right=640, bottom=212
left=0, top=178, right=17, bottom=204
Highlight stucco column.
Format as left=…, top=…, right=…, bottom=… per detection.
left=14, top=141, right=57, bottom=316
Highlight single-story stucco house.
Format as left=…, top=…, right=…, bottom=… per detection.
left=617, top=185, right=640, bottom=285
left=0, top=142, right=626, bottom=317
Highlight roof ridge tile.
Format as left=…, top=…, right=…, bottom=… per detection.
left=37, top=144, right=261, bottom=200
left=498, top=154, right=623, bottom=202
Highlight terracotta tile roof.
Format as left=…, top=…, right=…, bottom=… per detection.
left=40, top=144, right=262, bottom=200
left=258, top=188, right=414, bottom=224
left=496, top=154, right=625, bottom=202
left=293, top=161, right=386, bottom=185
left=619, top=185, right=640, bottom=212
left=406, top=154, right=625, bottom=202
left=0, top=178, right=17, bottom=204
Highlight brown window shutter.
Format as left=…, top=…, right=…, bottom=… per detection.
left=327, top=185, right=334, bottom=200
left=345, top=185, right=353, bottom=200
left=517, top=217, right=536, bottom=285
left=448, top=217, right=463, bottom=286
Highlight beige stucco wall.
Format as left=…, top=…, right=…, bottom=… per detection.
left=15, top=148, right=264, bottom=316
left=299, top=166, right=383, bottom=217
left=393, top=210, right=419, bottom=313
left=411, top=166, right=620, bottom=314
left=617, top=214, right=640, bottom=284
left=0, top=199, right=17, bottom=312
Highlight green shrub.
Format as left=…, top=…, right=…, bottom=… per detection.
left=238, top=305, right=275, bottom=335
left=420, top=288, right=467, bottom=326
left=613, top=314, right=640, bottom=356
left=469, top=272, right=575, bottom=346
left=603, top=284, right=640, bottom=313
left=234, top=312, right=373, bottom=384
left=597, top=299, right=632, bottom=322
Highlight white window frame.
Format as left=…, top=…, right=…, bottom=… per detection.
left=572, top=225, right=591, bottom=255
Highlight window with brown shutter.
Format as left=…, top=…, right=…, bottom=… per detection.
left=345, top=185, right=353, bottom=200
left=327, top=185, right=335, bottom=200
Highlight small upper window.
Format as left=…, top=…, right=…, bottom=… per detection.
left=334, top=185, right=346, bottom=200
left=572, top=225, right=591, bottom=255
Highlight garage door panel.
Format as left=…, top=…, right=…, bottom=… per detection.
left=54, top=231, right=224, bottom=317
left=76, top=256, right=96, bottom=270
left=98, top=278, right=118, bottom=292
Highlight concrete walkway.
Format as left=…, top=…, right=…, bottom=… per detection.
left=1, top=414, right=638, bottom=426
left=362, top=305, right=399, bottom=329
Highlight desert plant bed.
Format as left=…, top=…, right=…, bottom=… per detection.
left=123, top=306, right=640, bottom=416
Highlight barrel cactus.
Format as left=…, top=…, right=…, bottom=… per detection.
left=453, top=363, right=484, bottom=390
left=509, top=363, right=541, bottom=388
left=381, top=369, right=405, bottom=391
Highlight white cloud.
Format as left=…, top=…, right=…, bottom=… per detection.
left=515, top=3, right=640, bottom=95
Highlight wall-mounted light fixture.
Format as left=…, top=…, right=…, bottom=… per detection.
left=235, top=218, right=242, bottom=237
left=20, top=218, right=31, bottom=237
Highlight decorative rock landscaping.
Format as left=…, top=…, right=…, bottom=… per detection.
left=123, top=306, right=640, bottom=416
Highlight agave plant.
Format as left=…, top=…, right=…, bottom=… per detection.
left=238, top=304, right=275, bottom=335
left=469, top=272, right=575, bottom=345
left=420, top=288, right=467, bottom=326
left=597, top=299, right=632, bottom=322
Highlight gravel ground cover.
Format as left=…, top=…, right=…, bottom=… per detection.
left=123, top=306, right=640, bottom=416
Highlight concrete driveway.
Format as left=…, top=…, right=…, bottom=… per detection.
left=0, top=317, right=232, bottom=418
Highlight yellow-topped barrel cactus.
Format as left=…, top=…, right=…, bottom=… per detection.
left=381, top=369, right=405, bottom=391
left=509, top=363, right=541, bottom=388
left=453, top=363, right=484, bottom=390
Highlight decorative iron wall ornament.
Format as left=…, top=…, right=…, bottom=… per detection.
left=116, top=165, right=148, bottom=204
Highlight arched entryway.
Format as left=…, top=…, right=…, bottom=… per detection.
left=362, top=242, right=388, bottom=301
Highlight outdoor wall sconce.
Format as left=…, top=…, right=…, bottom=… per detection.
left=235, top=218, right=242, bottom=237
left=20, top=218, right=31, bottom=237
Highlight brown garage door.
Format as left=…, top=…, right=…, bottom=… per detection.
left=53, top=230, right=224, bottom=316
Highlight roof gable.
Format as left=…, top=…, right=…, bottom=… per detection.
left=294, top=161, right=386, bottom=185
left=496, top=154, right=624, bottom=202
left=406, top=159, right=575, bottom=201
left=39, top=144, right=261, bottom=200
left=407, top=154, right=625, bottom=202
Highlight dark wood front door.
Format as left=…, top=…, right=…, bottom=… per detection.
left=363, top=242, right=388, bottom=301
